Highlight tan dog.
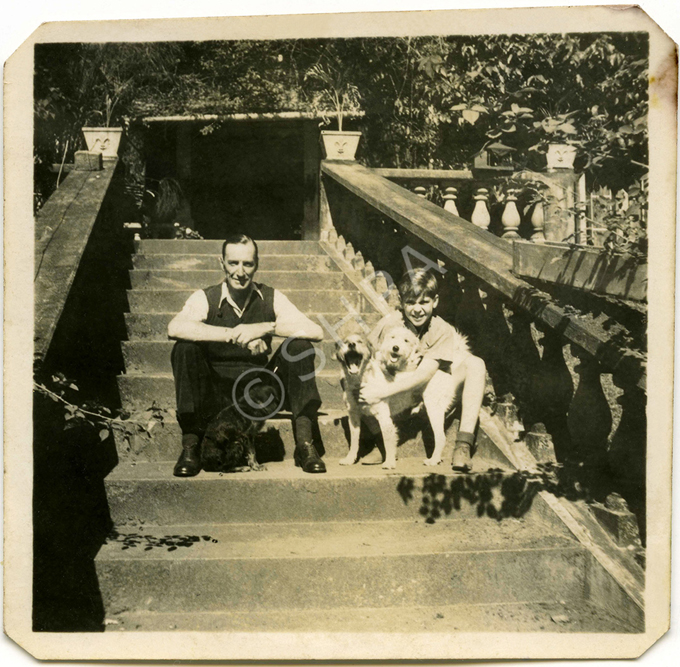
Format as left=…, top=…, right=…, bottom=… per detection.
left=336, top=327, right=461, bottom=468
left=336, top=327, right=422, bottom=469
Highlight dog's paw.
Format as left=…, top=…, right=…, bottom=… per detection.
left=250, top=463, right=267, bottom=472
left=339, top=455, right=357, bottom=466
left=382, top=460, right=397, bottom=470
left=423, top=456, right=442, bottom=466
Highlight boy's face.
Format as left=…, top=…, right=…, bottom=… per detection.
left=402, top=292, right=439, bottom=328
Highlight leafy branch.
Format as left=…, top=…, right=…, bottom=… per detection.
left=34, top=373, right=170, bottom=449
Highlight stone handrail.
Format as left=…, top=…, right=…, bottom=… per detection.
left=321, top=159, right=646, bottom=540
left=34, top=158, right=124, bottom=366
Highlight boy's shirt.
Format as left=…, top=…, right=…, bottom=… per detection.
left=369, top=310, right=469, bottom=372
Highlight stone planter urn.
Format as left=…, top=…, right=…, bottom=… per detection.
left=82, top=127, right=123, bottom=159
left=545, top=143, right=577, bottom=170
left=320, top=131, right=362, bottom=160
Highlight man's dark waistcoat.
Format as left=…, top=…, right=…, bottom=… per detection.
left=202, top=282, right=275, bottom=370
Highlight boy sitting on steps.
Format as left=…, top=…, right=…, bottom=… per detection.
left=361, top=268, right=487, bottom=471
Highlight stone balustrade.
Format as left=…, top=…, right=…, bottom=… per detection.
left=372, top=167, right=553, bottom=243
left=321, top=160, right=647, bottom=542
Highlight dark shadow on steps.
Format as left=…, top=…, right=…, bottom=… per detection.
left=397, top=463, right=594, bottom=524
left=33, top=392, right=118, bottom=632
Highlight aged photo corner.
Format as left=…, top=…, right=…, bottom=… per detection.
left=3, top=5, right=677, bottom=661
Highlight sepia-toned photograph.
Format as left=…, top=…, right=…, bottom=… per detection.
left=3, top=3, right=677, bottom=662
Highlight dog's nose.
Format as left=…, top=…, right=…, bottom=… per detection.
left=392, top=345, right=400, bottom=353
left=348, top=342, right=355, bottom=349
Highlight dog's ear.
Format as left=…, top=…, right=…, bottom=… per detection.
left=333, top=339, right=343, bottom=361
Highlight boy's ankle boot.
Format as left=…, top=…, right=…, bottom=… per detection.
left=174, top=434, right=202, bottom=477
left=452, top=431, right=475, bottom=472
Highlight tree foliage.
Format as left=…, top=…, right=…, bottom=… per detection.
left=34, top=32, right=648, bottom=207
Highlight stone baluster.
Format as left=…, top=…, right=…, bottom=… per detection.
left=525, top=423, right=557, bottom=464
left=453, top=274, right=487, bottom=346
left=412, top=183, right=427, bottom=198
left=566, top=346, right=612, bottom=486
left=363, top=260, right=375, bottom=284
left=532, top=329, right=574, bottom=458
left=530, top=202, right=546, bottom=242
left=495, top=393, right=524, bottom=439
left=352, top=250, right=365, bottom=274
left=442, top=186, right=459, bottom=216
left=336, top=234, right=346, bottom=256
left=343, top=241, right=355, bottom=264
left=373, top=271, right=390, bottom=300
left=471, top=188, right=491, bottom=230
left=475, top=292, right=514, bottom=399
left=504, top=309, right=542, bottom=429
left=608, top=374, right=647, bottom=539
left=501, top=189, right=521, bottom=239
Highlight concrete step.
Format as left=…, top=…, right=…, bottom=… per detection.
left=105, top=458, right=517, bottom=525
left=130, top=270, right=354, bottom=291
left=122, top=339, right=342, bottom=373
left=105, top=600, right=641, bottom=633
left=95, top=516, right=584, bottom=614
left=132, top=253, right=338, bottom=272
left=117, top=370, right=345, bottom=411
left=137, top=240, right=325, bottom=255
left=125, top=312, right=383, bottom=341
left=114, top=407, right=475, bottom=463
left=127, top=289, right=371, bottom=314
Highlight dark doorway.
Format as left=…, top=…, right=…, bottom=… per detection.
left=145, top=119, right=314, bottom=240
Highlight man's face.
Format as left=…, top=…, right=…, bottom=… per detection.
left=402, top=292, right=438, bottom=329
left=221, top=242, right=258, bottom=294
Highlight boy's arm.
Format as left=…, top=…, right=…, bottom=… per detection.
left=360, top=358, right=439, bottom=404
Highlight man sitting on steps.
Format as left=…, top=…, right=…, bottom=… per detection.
left=168, top=233, right=327, bottom=477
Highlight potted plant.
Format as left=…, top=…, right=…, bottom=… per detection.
left=305, top=59, right=362, bottom=160
left=81, top=57, right=126, bottom=159
left=484, top=105, right=583, bottom=171
left=81, top=44, right=178, bottom=160
left=529, top=113, right=581, bottom=170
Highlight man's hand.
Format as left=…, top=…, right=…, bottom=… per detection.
left=230, top=322, right=273, bottom=347
left=246, top=339, right=268, bottom=355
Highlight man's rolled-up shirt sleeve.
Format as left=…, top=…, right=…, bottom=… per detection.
left=176, top=289, right=209, bottom=322
left=273, top=290, right=319, bottom=337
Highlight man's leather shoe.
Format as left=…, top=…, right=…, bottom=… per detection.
left=294, top=441, right=326, bottom=473
left=174, top=435, right=202, bottom=477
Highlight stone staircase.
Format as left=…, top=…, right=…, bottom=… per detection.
left=95, top=239, right=642, bottom=634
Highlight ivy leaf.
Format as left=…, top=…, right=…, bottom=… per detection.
left=461, top=109, right=480, bottom=124
left=69, top=383, right=79, bottom=391
left=99, top=429, right=109, bottom=442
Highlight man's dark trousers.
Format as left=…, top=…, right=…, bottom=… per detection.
left=171, top=338, right=322, bottom=439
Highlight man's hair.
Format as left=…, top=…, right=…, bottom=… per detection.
left=222, top=234, right=259, bottom=265
left=397, top=268, right=439, bottom=301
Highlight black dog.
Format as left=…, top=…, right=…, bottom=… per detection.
left=200, top=383, right=279, bottom=473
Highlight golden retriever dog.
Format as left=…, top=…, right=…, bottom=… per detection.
left=336, top=327, right=461, bottom=469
